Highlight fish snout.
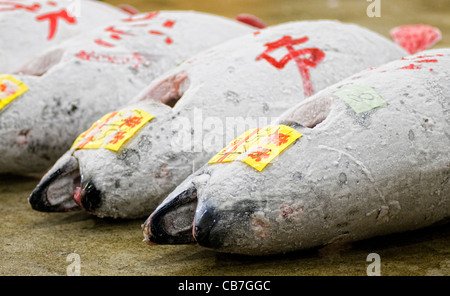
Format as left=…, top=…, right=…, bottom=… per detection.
left=193, top=206, right=224, bottom=249
left=144, top=185, right=198, bottom=245
left=29, top=153, right=81, bottom=212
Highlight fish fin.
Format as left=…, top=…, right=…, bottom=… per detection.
left=15, top=48, right=65, bottom=76
left=390, top=24, right=442, bottom=54
left=235, top=13, right=267, bottom=29
left=118, top=4, right=140, bottom=15
left=137, top=72, right=190, bottom=107
left=281, top=96, right=334, bottom=128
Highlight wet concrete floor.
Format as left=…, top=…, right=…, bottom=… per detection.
left=1, top=0, right=449, bottom=276
left=0, top=175, right=449, bottom=276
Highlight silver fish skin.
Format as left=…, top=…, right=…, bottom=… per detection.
left=29, top=20, right=407, bottom=218
left=0, top=11, right=254, bottom=175
left=0, top=0, right=127, bottom=73
left=145, top=48, right=450, bottom=255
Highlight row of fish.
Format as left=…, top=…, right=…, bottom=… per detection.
left=1, top=0, right=448, bottom=255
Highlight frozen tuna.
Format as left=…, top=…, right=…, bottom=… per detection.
left=0, top=0, right=128, bottom=73
left=29, top=20, right=407, bottom=218
left=0, top=10, right=254, bottom=175
left=144, top=49, right=450, bottom=255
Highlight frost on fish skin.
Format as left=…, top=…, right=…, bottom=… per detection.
left=34, top=21, right=406, bottom=218
left=0, top=0, right=127, bottom=73
left=152, top=49, right=450, bottom=255
left=36, top=20, right=407, bottom=218
left=0, top=10, right=255, bottom=175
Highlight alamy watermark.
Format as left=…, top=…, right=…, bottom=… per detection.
left=169, top=108, right=279, bottom=154
left=66, top=0, right=81, bottom=18
left=366, top=253, right=381, bottom=276
left=366, top=0, right=381, bottom=18
left=66, top=252, right=81, bottom=276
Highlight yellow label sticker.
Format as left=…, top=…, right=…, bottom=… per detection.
left=209, top=125, right=302, bottom=171
left=0, top=75, right=29, bottom=111
left=71, top=109, right=154, bottom=151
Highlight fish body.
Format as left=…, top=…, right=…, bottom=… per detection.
left=29, top=20, right=407, bottom=218
left=145, top=49, right=450, bottom=255
left=0, top=10, right=254, bottom=175
left=0, top=0, right=127, bottom=73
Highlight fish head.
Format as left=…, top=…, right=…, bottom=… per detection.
left=28, top=150, right=81, bottom=212
left=144, top=95, right=337, bottom=254
left=142, top=165, right=213, bottom=244
left=144, top=159, right=292, bottom=255
left=28, top=86, right=188, bottom=218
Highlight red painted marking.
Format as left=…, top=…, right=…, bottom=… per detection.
left=105, top=26, right=133, bottom=36
left=216, top=128, right=261, bottom=163
left=235, top=13, right=266, bottom=29
left=47, top=1, right=57, bottom=6
left=416, top=59, right=438, bottom=63
left=76, top=50, right=146, bottom=69
left=0, top=2, right=41, bottom=12
left=390, top=24, right=441, bottom=54
left=94, top=39, right=115, bottom=47
left=149, top=30, right=173, bottom=45
left=398, top=54, right=440, bottom=70
left=163, top=20, right=175, bottom=28
left=122, top=11, right=159, bottom=22
left=0, top=83, right=6, bottom=92
left=149, top=30, right=163, bottom=35
left=400, top=64, right=421, bottom=70
left=256, top=36, right=325, bottom=97
left=36, top=9, right=77, bottom=40
left=253, top=31, right=260, bottom=36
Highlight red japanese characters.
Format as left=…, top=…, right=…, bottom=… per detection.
left=256, top=36, right=325, bottom=96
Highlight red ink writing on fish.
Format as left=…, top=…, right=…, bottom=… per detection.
left=1, top=1, right=80, bottom=40
left=163, top=20, right=175, bottom=28
left=76, top=50, right=146, bottom=69
left=148, top=19, right=175, bottom=45
left=95, top=15, right=175, bottom=48
left=94, top=39, right=115, bottom=47
left=36, top=9, right=77, bottom=40
left=398, top=54, right=442, bottom=70
left=0, top=1, right=41, bottom=12
left=105, top=25, right=134, bottom=40
left=256, top=36, right=325, bottom=97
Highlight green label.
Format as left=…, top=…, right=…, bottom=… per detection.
left=334, top=84, right=387, bottom=114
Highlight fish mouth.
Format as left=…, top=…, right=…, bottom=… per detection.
left=143, top=185, right=198, bottom=245
left=28, top=152, right=102, bottom=213
left=143, top=170, right=226, bottom=249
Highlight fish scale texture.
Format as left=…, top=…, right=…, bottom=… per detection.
left=64, top=20, right=407, bottom=218
left=0, top=0, right=127, bottom=73
left=184, top=48, right=450, bottom=255
left=0, top=10, right=254, bottom=174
